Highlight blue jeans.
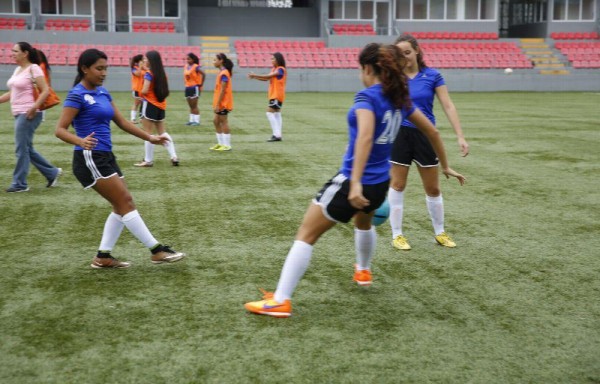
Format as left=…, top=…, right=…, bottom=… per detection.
left=11, top=113, right=59, bottom=189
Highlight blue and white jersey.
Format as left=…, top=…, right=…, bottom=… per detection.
left=341, top=83, right=414, bottom=184
left=64, top=83, right=114, bottom=151
left=402, top=67, right=444, bottom=129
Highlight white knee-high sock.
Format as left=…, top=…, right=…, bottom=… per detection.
left=130, top=110, right=137, bottom=121
left=266, top=112, right=278, bottom=136
left=223, top=133, right=231, bottom=147
left=121, top=210, right=159, bottom=249
left=388, top=188, right=405, bottom=238
left=193, top=114, right=200, bottom=124
left=189, top=113, right=194, bottom=123
left=144, top=141, right=155, bottom=163
left=274, top=112, right=282, bottom=138
left=99, top=212, right=125, bottom=252
left=426, top=194, right=445, bottom=235
left=216, top=133, right=223, bottom=145
left=355, top=227, right=376, bottom=271
left=161, top=132, right=177, bottom=158
left=274, top=240, right=313, bottom=303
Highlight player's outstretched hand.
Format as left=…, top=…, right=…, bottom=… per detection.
left=149, top=134, right=169, bottom=145
left=442, top=167, right=466, bottom=186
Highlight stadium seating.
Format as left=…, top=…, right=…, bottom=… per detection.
left=419, top=41, right=532, bottom=68
left=550, top=31, right=599, bottom=40
left=555, top=41, right=600, bottom=68
left=331, top=23, right=376, bottom=35
left=0, top=17, right=27, bottom=30
left=235, top=40, right=532, bottom=69
left=45, top=19, right=90, bottom=31
left=0, top=42, right=199, bottom=67
left=132, top=21, right=176, bottom=33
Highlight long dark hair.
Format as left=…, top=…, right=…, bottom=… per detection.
left=130, top=54, right=143, bottom=69
left=273, top=52, right=286, bottom=68
left=187, top=52, right=199, bottom=65
left=17, top=42, right=40, bottom=64
left=216, top=53, right=234, bottom=76
left=145, top=50, right=169, bottom=102
left=37, top=49, right=51, bottom=72
left=74, top=49, right=108, bottom=86
left=395, top=34, right=428, bottom=70
left=359, top=43, right=410, bottom=109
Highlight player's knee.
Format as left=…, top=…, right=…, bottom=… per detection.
left=390, top=181, right=406, bottom=192
left=425, top=186, right=441, bottom=196
left=116, top=194, right=136, bottom=214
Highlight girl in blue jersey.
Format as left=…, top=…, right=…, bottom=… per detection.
left=389, top=34, right=470, bottom=251
left=244, top=43, right=466, bottom=318
left=55, top=49, right=186, bottom=269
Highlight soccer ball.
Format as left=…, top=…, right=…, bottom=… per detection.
left=504, top=68, right=513, bottom=74
left=372, top=199, right=390, bottom=226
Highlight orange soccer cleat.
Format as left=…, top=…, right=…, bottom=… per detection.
left=353, top=265, right=372, bottom=286
left=244, top=289, right=292, bottom=318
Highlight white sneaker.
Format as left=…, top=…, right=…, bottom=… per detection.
left=47, top=168, right=63, bottom=188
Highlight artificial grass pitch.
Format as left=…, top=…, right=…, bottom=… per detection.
left=0, top=91, right=599, bottom=383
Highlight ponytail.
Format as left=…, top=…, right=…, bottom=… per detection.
left=217, top=53, right=234, bottom=76
left=17, top=42, right=40, bottom=65
left=359, top=43, right=410, bottom=110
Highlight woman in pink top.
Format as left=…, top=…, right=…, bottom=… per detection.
left=0, top=42, right=61, bottom=193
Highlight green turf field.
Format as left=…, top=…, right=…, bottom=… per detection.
left=1, top=91, right=599, bottom=383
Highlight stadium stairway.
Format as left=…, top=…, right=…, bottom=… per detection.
left=520, top=38, right=570, bottom=75
left=198, top=36, right=231, bottom=73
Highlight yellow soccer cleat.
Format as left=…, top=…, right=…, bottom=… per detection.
left=435, top=232, right=456, bottom=248
left=209, top=143, right=221, bottom=151
left=215, top=145, right=232, bottom=152
left=353, top=265, right=372, bottom=286
left=244, top=290, right=292, bottom=318
left=392, top=235, right=412, bottom=250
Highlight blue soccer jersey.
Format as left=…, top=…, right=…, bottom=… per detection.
left=64, top=84, right=115, bottom=151
left=341, top=83, right=414, bottom=184
left=402, top=67, right=445, bottom=129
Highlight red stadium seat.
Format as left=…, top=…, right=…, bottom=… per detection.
left=15, top=18, right=26, bottom=30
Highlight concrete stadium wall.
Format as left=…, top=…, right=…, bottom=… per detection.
left=187, top=7, right=320, bottom=37
left=546, top=21, right=598, bottom=33
left=1, top=65, right=598, bottom=94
